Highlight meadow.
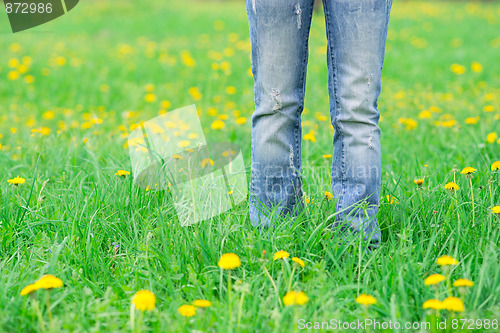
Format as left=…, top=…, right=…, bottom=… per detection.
left=0, top=0, right=499, bottom=331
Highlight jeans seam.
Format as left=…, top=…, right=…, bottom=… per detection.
left=293, top=2, right=314, bottom=202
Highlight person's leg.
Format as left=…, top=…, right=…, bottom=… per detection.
left=322, top=0, right=392, bottom=246
left=246, top=0, right=315, bottom=227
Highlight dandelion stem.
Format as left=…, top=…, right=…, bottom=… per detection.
left=219, top=268, right=223, bottom=301
left=262, top=264, right=282, bottom=306
left=130, top=304, right=135, bottom=331
left=45, top=291, right=53, bottom=326
left=469, top=178, right=475, bottom=227
left=236, top=290, right=246, bottom=332
left=32, top=298, right=45, bottom=333
left=228, top=269, right=233, bottom=332
left=137, top=310, right=144, bottom=333
left=287, top=266, right=296, bottom=292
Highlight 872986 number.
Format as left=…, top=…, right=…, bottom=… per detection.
left=5, top=2, right=53, bottom=14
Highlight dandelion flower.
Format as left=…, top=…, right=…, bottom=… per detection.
left=444, top=182, right=459, bottom=191
left=323, top=191, right=334, bottom=200
left=303, top=131, right=316, bottom=142
left=460, top=167, right=476, bottom=176
left=386, top=195, right=397, bottom=204
left=453, top=279, right=474, bottom=287
left=200, top=158, right=214, bottom=168
left=20, top=283, right=39, bottom=296
left=492, top=206, right=500, bottom=215
left=115, top=170, right=130, bottom=177
left=178, top=305, right=196, bottom=317
left=422, top=299, right=443, bottom=310
left=424, top=274, right=445, bottom=286
left=486, top=132, right=498, bottom=144
left=35, top=275, right=63, bottom=289
left=283, top=291, right=309, bottom=306
left=8, top=176, right=25, bottom=186
left=218, top=253, right=241, bottom=269
left=291, top=257, right=305, bottom=268
left=132, top=290, right=156, bottom=311
left=442, top=297, right=464, bottom=312
left=356, top=294, right=376, bottom=306
left=491, top=161, right=500, bottom=171
left=211, top=120, right=225, bottom=130
left=192, top=299, right=212, bottom=308
left=414, top=178, right=424, bottom=186
left=322, top=154, right=332, bottom=159
left=273, top=250, right=290, bottom=260
left=437, top=255, right=459, bottom=266
left=235, top=117, right=247, bottom=125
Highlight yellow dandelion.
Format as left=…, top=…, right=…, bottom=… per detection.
left=144, top=93, right=156, bottom=103
left=283, top=291, right=309, bottom=306
left=471, top=61, right=483, bottom=72
left=486, top=132, right=498, bottom=144
left=322, top=154, right=332, bottom=159
left=450, top=63, right=465, bottom=75
left=491, top=161, right=500, bottom=171
left=291, top=257, right=305, bottom=268
left=453, top=279, right=474, bottom=287
left=437, top=255, right=459, bottom=266
left=386, top=195, right=397, bottom=204
left=491, top=206, right=500, bottom=214
left=20, top=283, right=39, bottom=296
left=34, top=275, right=63, bottom=289
left=8, top=176, right=25, bottom=186
left=444, top=182, right=459, bottom=191
left=8, top=71, right=19, bottom=80
left=178, top=140, right=191, bottom=148
left=414, top=178, right=424, bottom=186
left=178, top=305, right=196, bottom=317
left=192, top=299, right=212, bottom=308
left=303, top=131, right=316, bottom=142
left=115, top=170, right=130, bottom=177
left=201, top=158, right=214, bottom=168
left=235, top=117, right=247, bottom=125
left=132, top=290, right=156, bottom=311
left=483, top=105, right=494, bottom=112
left=465, top=117, right=479, bottom=125
left=424, top=274, right=445, bottom=286
left=442, top=297, right=464, bottom=312
left=460, top=167, right=476, bottom=175
left=211, top=120, right=225, bottom=130
left=274, top=250, right=290, bottom=260
left=418, top=110, right=432, bottom=119
left=422, top=299, right=443, bottom=310
left=323, top=191, right=334, bottom=200
left=188, top=87, right=202, bottom=100
left=356, top=294, right=377, bottom=306
left=218, top=253, right=241, bottom=269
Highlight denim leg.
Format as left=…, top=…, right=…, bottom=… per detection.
left=247, top=0, right=315, bottom=227
left=322, top=0, right=392, bottom=245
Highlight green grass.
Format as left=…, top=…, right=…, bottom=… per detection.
left=0, top=0, right=499, bottom=332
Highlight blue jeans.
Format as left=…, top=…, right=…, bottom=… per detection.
left=247, top=0, right=392, bottom=246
